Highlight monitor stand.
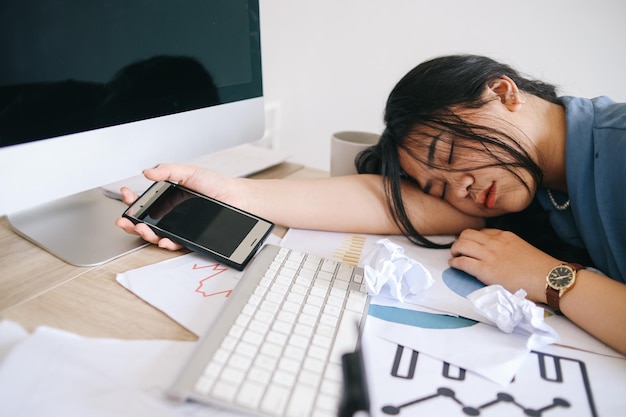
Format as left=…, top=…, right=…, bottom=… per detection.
left=7, top=189, right=148, bottom=267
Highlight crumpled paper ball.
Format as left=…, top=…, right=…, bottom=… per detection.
left=467, top=285, right=560, bottom=348
left=363, top=239, right=434, bottom=302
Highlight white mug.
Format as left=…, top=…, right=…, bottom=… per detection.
left=330, top=131, right=380, bottom=176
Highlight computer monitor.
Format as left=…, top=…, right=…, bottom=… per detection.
left=0, top=0, right=264, bottom=266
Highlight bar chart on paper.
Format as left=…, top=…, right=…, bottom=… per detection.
left=332, top=234, right=368, bottom=265
left=280, top=229, right=377, bottom=266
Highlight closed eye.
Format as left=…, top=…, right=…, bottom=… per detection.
left=447, top=141, right=455, bottom=165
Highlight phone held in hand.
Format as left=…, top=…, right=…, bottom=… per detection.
left=122, top=181, right=274, bottom=270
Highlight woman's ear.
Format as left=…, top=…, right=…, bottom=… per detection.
left=487, top=75, right=525, bottom=111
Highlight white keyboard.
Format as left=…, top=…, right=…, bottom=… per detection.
left=101, top=144, right=290, bottom=199
left=168, top=244, right=369, bottom=417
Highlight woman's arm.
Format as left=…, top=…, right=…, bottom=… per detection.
left=449, top=228, right=626, bottom=355
left=116, top=164, right=483, bottom=246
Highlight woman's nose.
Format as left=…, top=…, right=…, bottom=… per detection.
left=450, top=173, right=473, bottom=199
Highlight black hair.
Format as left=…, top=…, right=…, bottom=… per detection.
left=356, top=54, right=592, bottom=265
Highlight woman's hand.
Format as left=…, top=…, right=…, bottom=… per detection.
left=115, top=164, right=240, bottom=251
left=448, top=228, right=558, bottom=303
left=449, top=228, right=626, bottom=354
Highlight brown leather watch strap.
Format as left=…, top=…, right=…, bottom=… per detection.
left=546, top=286, right=562, bottom=315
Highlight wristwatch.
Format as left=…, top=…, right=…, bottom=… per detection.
left=545, top=263, right=584, bottom=315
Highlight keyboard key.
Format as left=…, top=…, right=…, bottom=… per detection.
left=212, top=380, right=238, bottom=402
left=316, top=271, right=333, bottom=282
left=288, top=333, right=310, bottom=349
left=320, top=259, right=338, bottom=273
left=260, top=299, right=280, bottom=314
left=249, top=318, right=270, bottom=335
left=316, top=393, right=340, bottom=412
left=267, top=330, right=288, bottom=346
left=326, top=295, right=344, bottom=308
left=282, top=300, right=301, bottom=314
left=288, top=250, right=305, bottom=262
left=255, top=309, right=276, bottom=324
left=278, top=356, right=300, bottom=372
left=298, top=313, right=317, bottom=327
left=302, top=356, right=324, bottom=373
left=298, top=268, right=316, bottom=280
left=302, top=303, right=321, bottom=317
left=323, top=304, right=341, bottom=317
left=287, top=291, right=305, bottom=304
left=293, top=323, right=314, bottom=338
left=276, top=311, right=296, bottom=325
left=306, top=294, right=324, bottom=308
left=255, top=354, right=279, bottom=371
left=194, top=375, right=215, bottom=395
left=273, top=319, right=294, bottom=334
left=228, top=353, right=253, bottom=371
left=260, top=342, right=283, bottom=359
left=298, top=369, right=322, bottom=387
left=273, top=369, right=297, bottom=387
left=345, top=297, right=367, bottom=313
left=242, top=329, right=264, bottom=346
left=236, top=380, right=265, bottom=409
left=308, top=345, right=329, bottom=361
left=212, top=347, right=230, bottom=365
left=320, top=378, right=341, bottom=395
left=248, top=367, right=272, bottom=385
left=329, top=287, right=347, bottom=299
left=324, top=362, right=343, bottom=382
left=285, top=384, right=317, bottom=417
left=336, top=263, right=354, bottom=282
left=284, top=345, right=305, bottom=361
left=329, top=310, right=361, bottom=364
left=221, top=366, right=245, bottom=385
left=235, top=341, right=258, bottom=358
left=260, top=384, right=290, bottom=416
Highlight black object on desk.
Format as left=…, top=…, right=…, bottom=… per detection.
left=338, top=346, right=371, bottom=417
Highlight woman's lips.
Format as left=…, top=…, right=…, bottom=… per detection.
left=485, top=183, right=497, bottom=209
left=477, top=182, right=497, bottom=209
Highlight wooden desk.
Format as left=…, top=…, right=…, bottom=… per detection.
left=0, top=163, right=327, bottom=341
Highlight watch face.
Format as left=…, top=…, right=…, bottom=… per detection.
left=547, top=265, right=574, bottom=289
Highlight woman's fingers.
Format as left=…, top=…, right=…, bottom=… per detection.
left=142, top=164, right=199, bottom=184
left=119, top=186, right=139, bottom=206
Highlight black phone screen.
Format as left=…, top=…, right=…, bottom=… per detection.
left=137, top=185, right=258, bottom=257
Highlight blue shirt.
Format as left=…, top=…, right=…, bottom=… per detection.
left=536, top=96, right=626, bottom=283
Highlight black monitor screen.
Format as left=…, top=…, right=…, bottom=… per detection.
left=0, top=0, right=262, bottom=147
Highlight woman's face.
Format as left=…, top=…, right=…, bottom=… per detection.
left=398, top=105, right=537, bottom=217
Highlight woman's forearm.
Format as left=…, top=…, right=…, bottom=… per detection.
left=240, top=174, right=397, bottom=233
left=239, top=174, right=483, bottom=235
left=558, top=269, right=626, bottom=355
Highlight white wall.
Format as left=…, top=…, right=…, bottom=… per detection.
left=258, top=0, right=626, bottom=170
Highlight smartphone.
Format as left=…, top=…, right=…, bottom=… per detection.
left=122, top=181, right=274, bottom=270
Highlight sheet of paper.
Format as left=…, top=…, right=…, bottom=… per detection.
left=361, top=323, right=626, bottom=417
left=366, top=302, right=531, bottom=386
left=116, top=236, right=281, bottom=336
left=116, top=252, right=242, bottom=336
left=0, top=321, right=246, bottom=417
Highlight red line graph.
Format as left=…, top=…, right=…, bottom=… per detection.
left=193, top=263, right=233, bottom=298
